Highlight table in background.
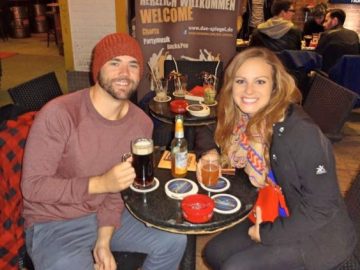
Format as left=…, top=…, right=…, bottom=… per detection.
left=148, top=98, right=216, bottom=126
left=148, top=98, right=217, bottom=150
left=122, top=154, right=257, bottom=270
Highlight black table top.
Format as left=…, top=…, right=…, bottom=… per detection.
left=148, top=98, right=217, bottom=126
left=122, top=164, right=257, bottom=235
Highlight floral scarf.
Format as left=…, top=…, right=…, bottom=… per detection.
left=227, top=113, right=267, bottom=187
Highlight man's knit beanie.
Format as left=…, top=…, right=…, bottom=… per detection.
left=91, top=33, right=144, bottom=82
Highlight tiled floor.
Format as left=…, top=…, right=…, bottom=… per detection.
left=1, top=34, right=359, bottom=270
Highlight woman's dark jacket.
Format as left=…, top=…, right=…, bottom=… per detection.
left=195, top=104, right=356, bottom=270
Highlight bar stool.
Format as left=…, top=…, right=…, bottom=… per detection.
left=46, top=10, right=58, bottom=47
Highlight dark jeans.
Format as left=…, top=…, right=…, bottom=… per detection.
left=204, top=219, right=305, bottom=270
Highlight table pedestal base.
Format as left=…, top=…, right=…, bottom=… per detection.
left=180, top=235, right=196, bottom=270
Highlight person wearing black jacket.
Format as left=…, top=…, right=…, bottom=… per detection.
left=249, top=0, right=301, bottom=51
left=196, top=47, right=356, bottom=269
left=316, top=9, right=360, bottom=73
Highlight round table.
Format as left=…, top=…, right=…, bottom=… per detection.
left=121, top=156, right=257, bottom=269
left=148, top=98, right=217, bottom=126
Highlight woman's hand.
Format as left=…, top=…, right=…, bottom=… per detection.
left=248, top=206, right=262, bottom=242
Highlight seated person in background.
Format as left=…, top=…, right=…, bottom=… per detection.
left=249, top=0, right=301, bottom=51
left=302, top=4, right=326, bottom=37
left=196, top=47, right=356, bottom=269
left=316, top=8, right=360, bottom=73
left=21, top=32, right=186, bottom=270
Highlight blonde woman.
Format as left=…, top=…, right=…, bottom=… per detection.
left=196, top=47, right=355, bottom=269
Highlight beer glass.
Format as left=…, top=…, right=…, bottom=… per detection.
left=200, top=155, right=220, bottom=188
left=304, top=35, right=312, bottom=47
left=155, top=78, right=168, bottom=102
left=131, top=138, right=154, bottom=189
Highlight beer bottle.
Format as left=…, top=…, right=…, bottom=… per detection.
left=171, top=115, right=188, bottom=178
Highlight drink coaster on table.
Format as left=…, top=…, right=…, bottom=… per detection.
left=165, top=178, right=198, bottom=200
left=130, top=177, right=159, bottom=193
left=172, top=91, right=186, bottom=97
left=154, top=96, right=171, bottom=102
left=199, top=176, right=230, bottom=193
left=199, top=100, right=217, bottom=107
left=211, top=194, right=241, bottom=214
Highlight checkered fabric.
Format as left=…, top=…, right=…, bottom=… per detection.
left=0, top=112, right=35, bottom=269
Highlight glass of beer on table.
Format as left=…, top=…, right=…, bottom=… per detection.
left=131, top=138, right=154, bottom=189
left=199, top=155, right=220, bottom=189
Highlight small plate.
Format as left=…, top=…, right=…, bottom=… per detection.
left=130, top=177, right=159, bottom=193
left=173, top=91, right=186, bottom=97
left=199, top=100, right=217, bottom=107
left=165, top=178, right=198, bottom=200
left=199, top=176, right=230, bottom=193
left=211, top=194, right=241, bottom=214
left=153, top=96, right=171, bottom=103
left=186, top=104, right=210, bottom=117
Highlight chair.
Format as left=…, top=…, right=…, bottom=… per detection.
left=8, top=72, right=63, bottom=112
left=319, top=42, right=359, bottom=73
left=328, top=55, right=360, bottom=108
left=303, top=72, right=359, bottom=142
left=338, top=173, right=360, bottom=269
left=164, top=59, right=223, bottom=92
left=66, top=70, right=93, bottom=92
left=138, top=91, right=173, bottom=148
left=0, top=108, right=146, bottom=270
left=276, top=50, right=323, bottom=101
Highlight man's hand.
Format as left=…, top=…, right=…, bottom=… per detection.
left=248, top=206, right=262, bottom=242
left=93, top=244, right=116, bottom=270
left=93, top=226, right=116, bottom=270
left=89, top=158, right=135, bottom=194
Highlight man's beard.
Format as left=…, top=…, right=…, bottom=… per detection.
left=98, top=74, right=138, bottom=100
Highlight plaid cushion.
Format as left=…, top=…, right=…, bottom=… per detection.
left=0, top=112, right=35, bottom=269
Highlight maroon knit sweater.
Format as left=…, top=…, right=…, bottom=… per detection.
left=21, top=89, right=153, bottom=229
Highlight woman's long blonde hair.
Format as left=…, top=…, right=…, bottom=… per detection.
left=215, top=47, right=302, bottom=167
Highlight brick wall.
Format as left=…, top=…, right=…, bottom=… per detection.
left=292, top=0, right=360, bottom=34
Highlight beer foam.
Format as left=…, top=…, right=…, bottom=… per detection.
left=132, top=140, right=153, bottom=155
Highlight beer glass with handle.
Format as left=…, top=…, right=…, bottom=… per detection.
left=131, top=138, right=154, bottom=189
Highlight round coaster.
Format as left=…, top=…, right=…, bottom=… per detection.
left=153, top=96, right=171, bottom=102
left=199, top=176, right=230, bottom=193
left=130, top=177, right=159, bottom=193
left=173, top=91, right=186, bottom=97
left=165, top=178, right=198, bottom=200
left=211, top=194, right=241, bottom=214
left=199, top=100, right=217, bottom=107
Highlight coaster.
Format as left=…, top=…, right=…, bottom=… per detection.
left=153, top=96, right=171, bottom=102
left=199, top=176, right=230, bottom=193
left=211, top=194, right=241, bottom=214
left=173, top=91, right=186, bottom=97
left=130, top=177, right=159, bottom=193
left=199, top=100, right=217, bottom=107
left=165, top=178, right=198, bottom=200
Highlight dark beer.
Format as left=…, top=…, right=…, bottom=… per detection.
left=132, top=138, right=154, bottom=189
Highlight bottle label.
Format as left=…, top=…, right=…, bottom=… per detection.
left=174, top=151, right=188, bottom=174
